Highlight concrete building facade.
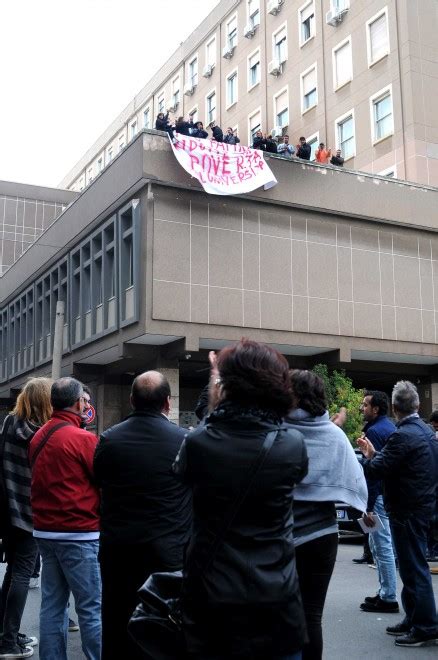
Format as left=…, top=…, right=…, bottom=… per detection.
left=61, top=0, right=438, bottom=191
left=2, top=131, right=438, bottom=428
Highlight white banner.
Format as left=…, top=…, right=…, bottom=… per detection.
left=169, top=133, right=277, bottom=196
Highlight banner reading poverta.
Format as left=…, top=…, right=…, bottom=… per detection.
left=169, top=133, right=278, bottom=195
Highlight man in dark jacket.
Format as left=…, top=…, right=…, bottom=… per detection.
left=209, top=121, right=223, bottom=142
left=359, top=380, right=438, bottom=648
left=330, top=149, right=344, bottom=166
left=356, top=391, right=398, bottom=613
left=296, top=136, right=311, bottom=160
left=223, top=127, right=240, bottom=145
left=191, top=121, right=208, bottom=139
left=94, top=371, right=192, bottom=660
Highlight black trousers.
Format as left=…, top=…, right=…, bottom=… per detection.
left=295, top=533, right=338, bottom=660
left=0, top=527, right=38, bottom=648
left=99, top=542, right=179, bottom=660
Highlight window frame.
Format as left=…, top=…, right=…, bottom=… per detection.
left=226, top=69, right=238, bottom=109
left=366, top=6, right=390, bottom=68
left=247, top=47, right=261, bottom=90
left=248, top=107, right=262, bottom=145
left=300, top=62, right=318, bottom=114
left=226, top=12, right=238, bottom=50
left=334, top=108, right=356, bottom=161
left=205, top=88, right=217, bottom=125
left=369, top=84, right=394, bottom=144
left=298, top=0, right=315, bottom=47
left=157, top=89, right=166, bottom=115
left=171, top=75, right=180, bottom=108
left=272, top=21, right=288, bottom=64
left=205, top=35, right=217, bottom=67
left=247, top=0, right=261, bottom=29
left=143, top=105, right=151, bottom=129
left=188, top=54, right=199, bottom=89
left=332, top=35, right=352, bottom=91
left=273, top=85, right=289, bottom=133
left=306, top=131, right=320, bottom=161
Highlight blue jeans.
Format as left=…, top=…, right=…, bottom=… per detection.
left=368, top=496, right=397, bottom=602
left=390, top=515, right=438, bottom=636
left=37, top=539, right=101, bottom=660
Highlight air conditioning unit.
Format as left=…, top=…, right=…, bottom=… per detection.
left=244, top=23, right=256, bottom=38
left=326, top=6, right=348, bottom=26
left=184, top=83, right=195, bottom=96
left=268, top=59, right=282, bottom=76
left=270, top=126, right=283, bottom=138
left=168, top=103, right=178, bottom=113
left=222, top=40, right=235, bottom=59
left=267, top=0, right=284, bottom=16
left=202, top=64, right=213, bottom=78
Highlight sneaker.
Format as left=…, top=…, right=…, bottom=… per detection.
left=28, top=578, right=39, bottom=589
left=68, top=619, right=79, bottom=633
left=368, top=563, right=377, bottom=569
left=352, top=554, right=373, bottom=564
left=386, top=622, right=411, bottom=636
left=360, top=596, right=399, bottom=613
left=16, top=637, right=37, bottom=648
left=0, top=643, right=34, bottom=658
left=394, top=631, right=438, bottom=647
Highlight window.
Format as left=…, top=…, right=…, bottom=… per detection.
left=107, top=146, right=113, bottom=162
left=248, top=49, right=261, bottom=88
left=143, top=107, right=151, bottom=129
left=299, top=1, right=315, bottom=46
left=157, top=91, right=165, bottom=114
left=273, top=25, right=287, bottom=63
left=367, top=8, right=389, bottom=66
left=301, top=64, right=317, bottom=112
left=307, top=133, right=319, bottom=161
left=333, top=37, right=352, bottom=89
left=188, top=57, right=198, bottom=88
left=206, top=91, right=216, bottom=125
left=332, top=0, right=349, bottom=9
left=248, top=0, right=260, bottom=28
left=227, top=14, right=238, bottom=48
left=189, top=106, right=198, bottom=123
left=206, top=37, right=216, bottom=66
left=87, top=166, right=93, bottom=183
left=130, top=120, right=137, bottom=140
left=118, top=134, right=125, bottom=152
left=335, top=111, right=355, bottom=159
left=97, top=157, right=103, bottom=173
left=172, top=76, right=180, bottom=108
left=371, top=87, right=394, bottom=142
left=248, top=109, right=261, bottom=144
left=274, top=88, right=289, bottom=130
left=227, top=71, right=238, bottom=107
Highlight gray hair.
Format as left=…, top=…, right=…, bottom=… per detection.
left=391, top=380, right=419, bottom=415
left=51, top=377, right=83, bottom=410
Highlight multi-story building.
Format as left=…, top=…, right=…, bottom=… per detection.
left=60, top=0, right=438, bottom=191
left=0, top=180, right=76, bottom=276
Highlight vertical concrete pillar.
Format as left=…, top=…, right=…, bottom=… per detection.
left=431, top=382, right=438, bottom=413
left=97, top=382, right=124, bottom=434
left=160, top=367, right=180, bottom=424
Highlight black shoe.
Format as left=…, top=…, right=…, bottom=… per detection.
left=353, top=554, right=373, bottom=564
left=386, top=622, right=411, bottom=636
left=394, top=631, right=438, bottom=647
left=364, top=594, right=380, bottom=604
left=360, top=596, right=399, bottom=613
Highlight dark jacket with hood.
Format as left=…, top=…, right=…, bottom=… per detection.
left=1, top=414, right=39, bottom=532
left=173, top=402, right=308, bottom=656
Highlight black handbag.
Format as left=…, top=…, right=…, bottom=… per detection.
left=128, top=429, right=278, bottom=659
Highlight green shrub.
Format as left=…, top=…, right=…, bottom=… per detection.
left=312, top=363, right=364, bottom=445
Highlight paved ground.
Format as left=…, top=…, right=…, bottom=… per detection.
left=2, top=542, right=438, bottom=659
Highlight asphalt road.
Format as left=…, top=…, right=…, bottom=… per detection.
left=2, top=542, right=438, bottom=659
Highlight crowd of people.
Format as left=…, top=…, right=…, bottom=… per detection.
left=156, top=110, right=345, bottom=166
left=0, top=339, right=437, bottom=659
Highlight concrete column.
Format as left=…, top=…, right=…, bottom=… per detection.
left=160, top=367, right=180, bottom=424
left=97, top=381, right=126, bottom=434
left=431, top=382, right=438, bottom=413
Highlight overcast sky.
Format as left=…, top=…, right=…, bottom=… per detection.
left=0, top=0, right=219, bottom=188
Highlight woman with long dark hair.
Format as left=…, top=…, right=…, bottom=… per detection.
left=285, top=370, right=367, bottom=660
left=174, top=339, right=309, bottom=660
left=0, top=377, right=52, bottom=658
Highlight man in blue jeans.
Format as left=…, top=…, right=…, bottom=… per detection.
left=359, top=380, right=438, bottom=648
left=356, top=390, right=398, bottom=613
left=29, top=377, right=101, bottom=660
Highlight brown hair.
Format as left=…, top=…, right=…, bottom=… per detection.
left=289, top=370, right=327, bottom=417
left=12, top=377, right=53, bottom=426
left=216, top=339, right=293, bottom=416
